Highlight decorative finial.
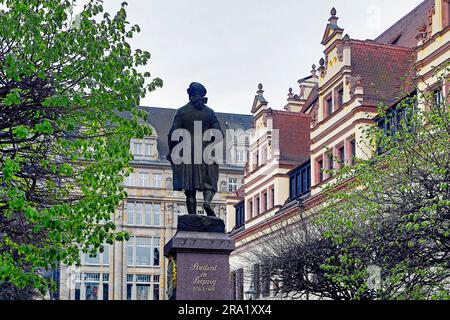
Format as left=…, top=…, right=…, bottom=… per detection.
left=319, top=58, right=325, bottom=67
left=328, top=7, right=339, bottom=26
left=287, top=87, right=294, bottom=99
left=311, top=64, right=317, bottom=77
left=257, top=83, right=264, bottom=96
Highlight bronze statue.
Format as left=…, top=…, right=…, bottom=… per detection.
left=167, top=82, right=222, bottom=217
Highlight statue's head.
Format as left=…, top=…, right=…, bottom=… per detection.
left=187, top=82, right=208, bottom=107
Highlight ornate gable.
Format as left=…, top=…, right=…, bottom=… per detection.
left=251, top=83, right=268, bottom=114
left=321, top=8, right=344, bottom=46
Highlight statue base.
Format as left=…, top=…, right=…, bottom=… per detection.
left=164, top=216, right=235, bottom=300
left=177, top=214, right=225, bottom=233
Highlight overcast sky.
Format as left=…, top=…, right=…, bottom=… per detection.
left=98, top=0, right=423, bottom=114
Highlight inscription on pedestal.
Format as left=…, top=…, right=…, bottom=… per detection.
left=177, top=253, right=230, bottom=300
left=164, top=229, right=235, bottom=300
left=191, top=262, right=218, bottom=293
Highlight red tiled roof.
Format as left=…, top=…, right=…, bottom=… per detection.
left=349, top=40, right=415, bottom=105
left=375, top=0, right=433, bottom=48
left=271, top=110, right=311, bottom=165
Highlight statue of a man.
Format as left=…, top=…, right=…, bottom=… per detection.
left=167, top=82, right=222, bottom=217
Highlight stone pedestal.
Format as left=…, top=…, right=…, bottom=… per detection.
left=164, top=216, right=235, bottom=300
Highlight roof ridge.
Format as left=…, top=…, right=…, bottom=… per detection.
left=270, top=109, right=310, bottom=116
left=348, top=39, right=415, bottom=51
left=140, top=105, right=252, bottom=117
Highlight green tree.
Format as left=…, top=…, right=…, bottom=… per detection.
left=0, top=0, right=162, bottom=298
left=317, top=66, right=450, bottom=300
left=251, top=66, right=449, bottom=300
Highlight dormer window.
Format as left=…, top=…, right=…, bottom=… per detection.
left=145, top=143, right=153, bottom=157
left=235, top=150, right=245, bottom=163
left=133, top=142, right=142, bottom=155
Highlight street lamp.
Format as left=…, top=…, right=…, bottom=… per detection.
left=245, top=284, right=256, bottom=300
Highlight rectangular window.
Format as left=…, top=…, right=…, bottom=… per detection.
left=153, top=204, right=160, bottom=226
left=135, top=203, right=143, bottom=225
left=84, top=253, right=100, bottom=265
left=262, top=192, right=267, bottom=213
left=235, top=150, right=244, bottom=163
left=301, top=169, right=307, bottom=194
left=126, top=274, right=134, bottom=300
left=125, top=174, right=133, bottom=186
left=307, top=166, right=311, bottom=190
left=126, top=203, right=134, bottom=225
left=317, top=159, right=324, bottom=183
left=136, top=283, right=150, bottom=300
left=434, top=88, right=443, bottom=108
left=75, top=282, right=81, bottom=301
left=328, top=154, right=334, bottom=171
left=255, top=197, right=260, bottom=215
left=249, top=200, right=253, bottom=218
left=145, top=204, right=152, bottom=226
left=261, top=147, right=267, bottom=164
left=235, top=203, right=245, bottom=228
left=127, top=237, right=160, bottom=267
left=102, top=245, right=109, bottom=266
left=145, top=143, right=152, bottom=156
left=350, top=140, right=356, bottom=165
left=228, top=178, right=238, bottom=192
left=296, top=173, right=301, bottom=197
left=153, top=237, right=160, bottom=267
left=270, top=187, right=275, bottom=208
left=289, top=176, right=295, bottom=200
left=325, top=95, right=333, bottom=117
left=127, top=239, right=134, bottom=266
left=84, top=273, right=100, bottom=300
left=153, top=275, right=160, bottom=300
left=136, top=237, right=152, bottom=266
left=102, top=274, right=109, bottom=301
left=338, top=145, right=345, bottom=166
left=336, top=85, right=344, bottom=109
left=140, top=173, right=148, bottom=188
left=134, top=143, right=142, bottom=155
left=152, top=174, right=162, bottom=188
left=136, top=275, right=151, bottom=300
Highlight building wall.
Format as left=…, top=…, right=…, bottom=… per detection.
left=229, top=1, right=449, bottom=300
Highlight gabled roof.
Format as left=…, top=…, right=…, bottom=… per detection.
left=140, top=106, right=253, bottom=162
left=375, top=0, right=433, bottom=48
left=251, top=95, right=268, bottom=114
left=321, top=24, right=344, bottom=45
left=348, top=40, right=415, bottom=106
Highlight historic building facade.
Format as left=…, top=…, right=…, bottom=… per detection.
left=229, top=0, right=449, bottom=300
left=59, top=107, right=252, bottom=300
